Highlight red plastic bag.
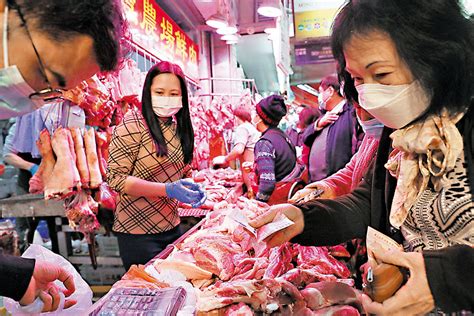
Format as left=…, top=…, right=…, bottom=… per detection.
left=98, top=182, right=118, bottom=211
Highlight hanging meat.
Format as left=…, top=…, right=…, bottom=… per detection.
left=29, top=129, right=55, bottom=194
left=44, top=127, right=81, bottom=199
left=95, top=130, right=109, bottom=177
left=84, top=128, right=103, bottom=189
left=70, top=127, right=90, bottom=188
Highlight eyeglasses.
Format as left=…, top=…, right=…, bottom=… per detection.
left=13, top=3, right=65, bottom=102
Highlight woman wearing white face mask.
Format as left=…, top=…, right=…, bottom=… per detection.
left=249, top=0, right=474, bottom=314
left=107, top=61, right=206, bottom=270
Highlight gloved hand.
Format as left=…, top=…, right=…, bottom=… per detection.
left=212, top=156, right=227, bottom=167
left=29, top=164, right=39, bottom=176
left=165, top=179, right=207, bottom=208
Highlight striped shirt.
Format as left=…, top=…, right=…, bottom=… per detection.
left=107, top=109, right=190, bottom=234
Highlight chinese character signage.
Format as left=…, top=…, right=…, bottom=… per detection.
left=293, top=0, right=345, bottom=39
left=123, top=0, right=200, bottom=80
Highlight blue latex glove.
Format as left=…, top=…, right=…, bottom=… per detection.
left=29, top=164, right=39, bottom=176
left=166, top=179, right=207, bottom=208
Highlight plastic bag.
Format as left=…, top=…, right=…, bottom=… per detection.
left=97, top=182, right=118, bottom=211
left=4, top=244, right=93, bottom=315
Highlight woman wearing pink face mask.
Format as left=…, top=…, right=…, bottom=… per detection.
left=107, top=61, right=206, bottom=270
left=249, top=0, right=474, bottom=314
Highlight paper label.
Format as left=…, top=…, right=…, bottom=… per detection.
left=257, top=214, right=294, bottom=242
left=228, top=209, right=257, bottom=237
left=366, top=227, right=403, bottom=263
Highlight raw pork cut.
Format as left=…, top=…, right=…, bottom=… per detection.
left=84, top=128, right=102, bottom=188
left=29, top=129, right=55, bottom=193
left=44, top=127, right=80, bottom=199
left=70, top=127, right=90, bottom=187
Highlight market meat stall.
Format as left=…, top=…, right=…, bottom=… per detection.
left=89, top=194, right=363, bottom=315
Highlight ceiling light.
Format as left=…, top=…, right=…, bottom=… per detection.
left=257, top=0, right=282, bottom=18
left=226, top=40, right=239, bottom=45
left=264, top=27, right=277, bottom=34
left=206, top=13, right=228, bottom=29
left=216, top=25, right=238, bottom=35
left=221, top=34, right=239, bottom=41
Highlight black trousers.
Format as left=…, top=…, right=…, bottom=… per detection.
left=115, top=225, right=182, bottom=271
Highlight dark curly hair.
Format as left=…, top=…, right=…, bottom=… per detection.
left=9, top=0, right=129, bottom=72
left=331, top=0, right=474, bottom=115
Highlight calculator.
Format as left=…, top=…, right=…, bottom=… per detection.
left=90, top=287, right=187, bottom=316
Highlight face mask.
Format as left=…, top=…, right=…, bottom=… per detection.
left=252, top=115, right=263, bottom=131
left=318, top=87, right=333, bottom=111
left=356, top=81, right=430, bottom=129
left=0, top=6, right=45, bottom=119
left=357, top=116, right=384, bottom=139
left=151, top=96, right=182, bottom=117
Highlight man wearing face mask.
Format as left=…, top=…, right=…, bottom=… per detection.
left=303, top=75, right=361, bottom=183
left=0, top=0, right=127, bottom=119
left=0, top=0, right=127, bottom=312
left=290, top=106, right=383, bottom=202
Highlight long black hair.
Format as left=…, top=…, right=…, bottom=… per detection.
left=141, top=62, right=194, bottom=164
left=331, top=0, right=474, bottom=116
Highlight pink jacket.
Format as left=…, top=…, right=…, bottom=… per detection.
left=319, top=135, right=379, bottom=196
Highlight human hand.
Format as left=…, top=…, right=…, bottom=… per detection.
left=166, top=179, right=207, bottom=208
left=317, top=113, right=339, bottom=128
left=29, top=164, right=39, bottom=176
left=20, top=260, right=76, bottom=312
left=288, top=182, right=334, bottom=203
left=212, top=156, right=227, bottom=168
left=249, top=203, right=304, bottom=248
left=361, top=248, right=435, bottom=315
left=288, top=188, right=314, bottom=203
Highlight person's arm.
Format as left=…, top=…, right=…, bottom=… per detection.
left=2, top=122, right=38, bottom=174
left=107, top=113, right=204, bottom=205
left=225, top=143, right=245, bottom=163
left=225, top=125, right=249, bottom=163
left=4, top=152, right=36, bottom=172
left=254, top=140, right=277, bottom=202
left=317, top=142, right=360, bottom=196
left=0, top=254, right=35, bottom=301
left=423, top=245, right=474, bottom=312
left=107, top=114, right=166, bottom=198
left=291, top=172, right=372, bottom=246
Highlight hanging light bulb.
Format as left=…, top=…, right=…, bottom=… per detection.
left=216, top=25, right=238, bottom=35
left=206, top=12, right=228, bottom=29
left=258, top=0, right=282, bottom=18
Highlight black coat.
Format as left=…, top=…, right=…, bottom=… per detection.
left=293, top=108, right=474, bottom=312
left=0, top=254, right=35, bottom=301
left=303, top=102, right=361, bottom=181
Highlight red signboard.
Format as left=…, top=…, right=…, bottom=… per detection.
left=122, top=0, right=200, bottom=81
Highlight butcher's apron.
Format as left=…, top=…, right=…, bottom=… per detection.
left=250, top=162, right=307, bottom=205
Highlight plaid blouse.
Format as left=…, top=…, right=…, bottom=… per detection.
left=107, top=109, right=190, bottom=234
